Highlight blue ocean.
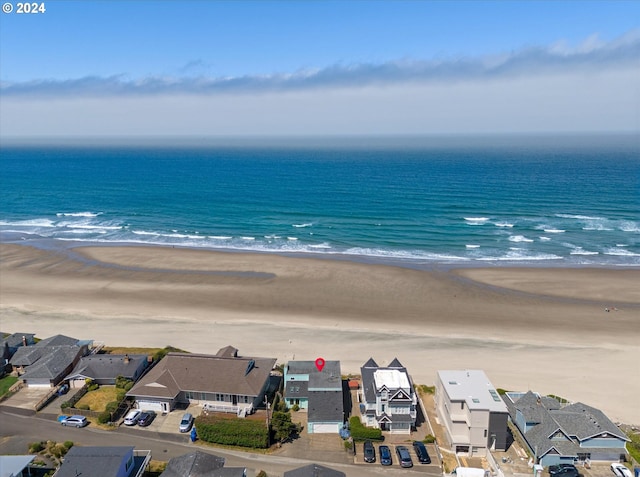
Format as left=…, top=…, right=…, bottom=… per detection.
left=1, top=135, right=638, bottom=267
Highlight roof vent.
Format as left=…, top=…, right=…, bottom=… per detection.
left=245, top=360, right=255, bottom=376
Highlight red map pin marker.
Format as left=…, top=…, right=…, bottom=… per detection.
left=315, top=357, right=325, bottom=372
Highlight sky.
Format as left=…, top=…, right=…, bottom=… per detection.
left=1, top=1, right=639, bottom=138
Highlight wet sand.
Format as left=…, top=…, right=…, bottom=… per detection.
left=1, top=243, right=638, bottom=424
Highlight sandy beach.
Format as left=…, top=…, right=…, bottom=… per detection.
left=1, top=243, right=638, bottom=425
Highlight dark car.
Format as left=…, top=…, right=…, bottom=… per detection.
left=137, top=411, right=156, bottom=427
left=549, top=464, right=579, bottom=477
left=396, top=445, right=413, bottom=468
left=413, top=440, right=431, bottom=464
left=363, top=440, right=376, bottom=463
left=57, top=384, right=69, bottom=396
left=379, top=445, right=392, bottom=466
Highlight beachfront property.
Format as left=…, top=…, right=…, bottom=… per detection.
left=55, top=446, right=151, bottom=477
left=9, top=334, right=90, bottom=387
left=160, top=450, right=246, bottom=477
left=359, top=357, right=417, bottom=434
left=126, top=346, right=276, bottom=415
left=66, top=353, right=151, bottom=387
left=284, top=360, right=345, bottom=434
left=504, top=391, right=630, bottom=467
left=435, top=370, right=509, bottom=456
left=1, top=332, right=35, bottom=361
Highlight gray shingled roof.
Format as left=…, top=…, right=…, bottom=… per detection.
left=20, top=346, right=84, bottom=380
left=285, top=380, right=309, bottom=398
left=10, top=346, right=45, bottom=366
left=284, top=464, right=346, bottom=477
left=286, top=360, right=342, bottom=391
left=56, top=446, right=134, bottom=477
left=161, top=451, right=225, bottom=477
left=67, top=354, right=147, bottom=381
left=128, top=352, right=276, bottom=400
left=507, top=391, right=629, bottom=460
left=308, top=391, right=344, bottom=423
left=36, top=334, right=79, bottom=347
left=360, top=357, right=411, bottom=405
left=0, top=332, right=35, bottom=349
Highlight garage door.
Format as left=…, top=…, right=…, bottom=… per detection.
left=311, top=423, right=339, bottom=433
left=136, top=400, right=166, bottom=413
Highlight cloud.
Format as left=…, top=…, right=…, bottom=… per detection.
left=2, top=30, right=639, bottom=98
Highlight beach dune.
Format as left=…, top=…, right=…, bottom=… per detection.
left=1, top=243, right=638, bottom=425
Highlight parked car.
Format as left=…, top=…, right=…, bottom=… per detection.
left=549, top=464, right=579, bottom=477
left=363, top=440, right=376, bottom=463
left=611, top=463, right=632, bottom=477
left=413, top=440, right=431, bottom=464
left=137, top=411, right=156, bottom=427
left=379, top=445, right=392, bottom=466
left=123, top=409, right=141, bottom=426
left=396, top=446, right=413, bottom=468
left=60, top=415, right=88, bottom=428
left=57, top=384, right=69, bottom=396
left=179, top=413, right=194, bottom=432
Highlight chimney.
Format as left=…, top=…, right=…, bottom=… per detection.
left=22, top=335, right=27, bottom=347
left=124, top=354, right=130, bottom=364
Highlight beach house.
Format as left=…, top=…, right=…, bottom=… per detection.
left=66, top=353, right=150, bottom=387
left=359, top=358, right=417, bottom=434
left=126, top=346, right=275, bottom=415
left=435, top=370, right=509, bottom=455
left=284, top=360, right=345, bottom=434
left=55, top=446, right=151, bottom=477
left=504, top=391, right=629, bottom=467
left=160, top=450, right=246, bottom=477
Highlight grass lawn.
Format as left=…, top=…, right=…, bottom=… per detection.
left=0, top=376, right=19, bottom=397
left=75, top=386, right=120, bottom=412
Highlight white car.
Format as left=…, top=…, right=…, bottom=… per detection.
left=611, top=463, right=632, bottom=477
left=123, top=409, right=141, bottom=426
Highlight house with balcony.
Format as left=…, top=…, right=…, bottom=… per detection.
left=127, top=346, right=275, bottom=415
left=284, top=360, right=345, bottom=434
left=435, top=370, right=509, bottom=456
left=359, top=357, right=417, bottom=434
left=504, top=391, right=629, bottom=467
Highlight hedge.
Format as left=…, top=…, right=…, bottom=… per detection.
left=349, top=416, right=383, bottom=441
left=195, top=415, right=269, bottom=449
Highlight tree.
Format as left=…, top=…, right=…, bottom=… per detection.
left=270, top=411, right=298, bottom=443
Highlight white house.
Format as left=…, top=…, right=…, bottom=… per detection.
left=359, top=358, right=417, bottom=434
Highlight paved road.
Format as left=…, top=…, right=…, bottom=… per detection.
left=0, top=409, right=442, bottom=477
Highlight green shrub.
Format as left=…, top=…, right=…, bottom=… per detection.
left=349, top=416, right=383, bottom=441
left=60, top=401, right=70, bottom=409
left=98, top=411, right=111, bottom=424
left=195, top=415, right=269, bottom=448
left=423, top=434, right=436, bottom=444
left=105, top=401, right=119, bottom=412
left=291, top=404, right=300, bottom=412
left=29, top=441, right=44, bottom=453
left=63, top=441, right=74, bottom=450
left=256, top=471, right=268, bottom=477
left=87, top=383, right=99, bottom=392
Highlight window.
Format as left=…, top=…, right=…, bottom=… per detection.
left=215, top=393, right=224, bottom=402
left=125, top=455, right=133, bottom=471
left=381, top=404, right=385, bottom=413
left=484, top=429, right=487, bottom=438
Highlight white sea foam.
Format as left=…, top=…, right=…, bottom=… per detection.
left=477, top=251, right=562, bottom=261
left=543, top=228, right=565, bottom=233
left=292, top=223, right=313, bottom=228
left=264, top=235, right=281, bottom=239
left=287, top=237, right=298, bottom=241
left=241, top=237, right=255, bottom=241
left=464, top=217, right=490, bottom=224
left=570, top=249, right=599, bottom=255
left=66, top=224, right=121, bottom=230
left=605, top=248, right=640, bottom=257
left=555, top=214, right=602, bottom=220
left=494, top=222, right=514, bottom=228
left=508, top=235, right=533, bottom=243
left=465, top=244, right=480, bottom=249
left=56, top=212, right=101, bottom=217
left=209, top=235, right=232, bottom=240
left=619, top=221, right=640, bottom=233
left=0, top=218, right=55, bottom=227
left=308, top=243, right=332, bottom=249
left=539, top=236, right=551, bottom=241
